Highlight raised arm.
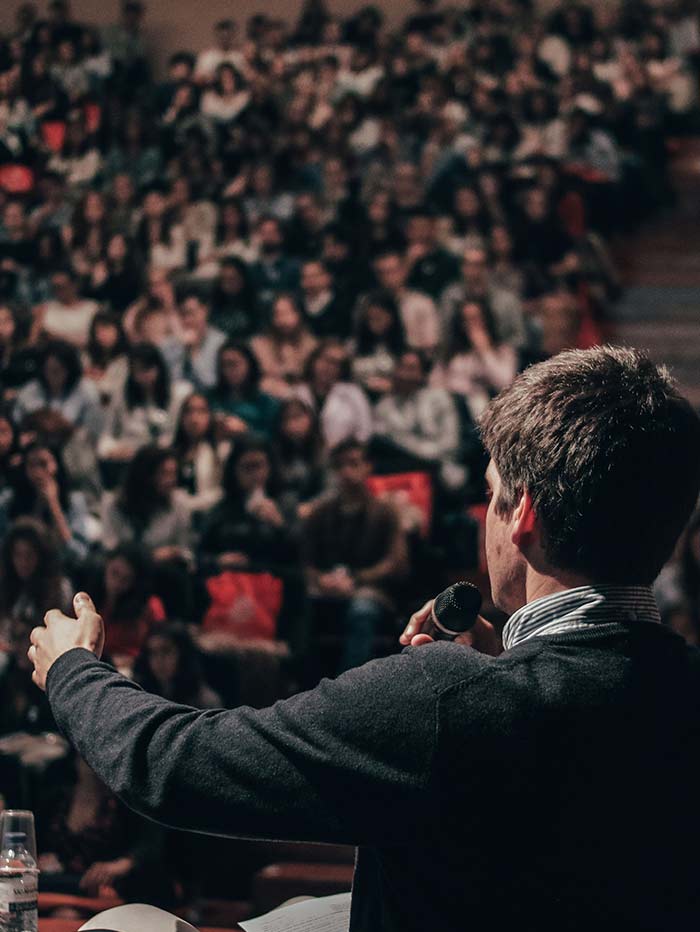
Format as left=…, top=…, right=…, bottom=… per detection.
left=31, top=594, right=438, bottom=847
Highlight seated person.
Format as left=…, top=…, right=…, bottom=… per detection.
left=172, top=392, right=224, bottom=519
left=161, top=291, right=227, bottom=392
left=373, top=350, right=464, bottom=490
left=207, top=341, right=280, bottom=441
left=132, top=623, right=221, bottom=708
left=430, top=299, right=517, bottom=419
left=101, top=445, right=192, bottom=558
left=81, top=311, right=129, bottom=407
left=0, top=611, right=58, bottom=736
left=97, top=343, right=191, bottom=470
left=31, top=267, right=99, bottom=349
left=100, top=445, right=193, bottom=617
left=89, top=545, right=166, bottom=666
left=302, top=439, right=408, bottom=674
left=7, top=444, right=95, bottom=566
left=273, top=399, right=326, bottom=522
left=198, top=435, right=293, bottom=578
left=350, top=291, right=407, bottom=401
left=250, top=293, right=318, bottom=399
left=294, top=340, right=373, bottom=453
left=14, top=339, right=103, bottom=443
left=38, top=754, right=175, bottom=907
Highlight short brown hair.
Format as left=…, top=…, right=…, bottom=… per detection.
left=480, top=346, right=700, bottom=584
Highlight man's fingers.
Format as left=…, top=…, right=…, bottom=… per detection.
left=44, top=608, right=67, bottom=626
left=74, top=592, right=97, bottom=617
left=410, top=633, right=434, bottom=647
left=399, top=599, right=434, bottom=645
left=29, top=626, right=44, bottom=646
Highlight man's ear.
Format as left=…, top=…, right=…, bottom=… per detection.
left=511, top=488, right=537, bottom=549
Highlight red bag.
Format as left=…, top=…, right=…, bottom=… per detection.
left=202, top=571, right=283, bottom=640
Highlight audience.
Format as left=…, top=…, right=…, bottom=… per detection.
left=0, top=0, right=698, bottom=906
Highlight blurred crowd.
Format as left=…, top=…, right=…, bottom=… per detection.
left=0, top=0, right=699, bottom=911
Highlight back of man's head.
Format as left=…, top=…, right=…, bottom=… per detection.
left=480, top=345, right=700, bottom=585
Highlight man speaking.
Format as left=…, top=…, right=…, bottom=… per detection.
left=29, top=346, right=700, bottom=931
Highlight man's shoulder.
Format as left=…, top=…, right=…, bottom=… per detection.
left=408, top=642, right=507, bottom=697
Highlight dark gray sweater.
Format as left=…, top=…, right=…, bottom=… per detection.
left=47, top=621, right=700, bottom=931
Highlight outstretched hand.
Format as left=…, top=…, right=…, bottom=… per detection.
left=399, top=599, right=501, bottom=656
left=28, top=592, right=105, bottom=692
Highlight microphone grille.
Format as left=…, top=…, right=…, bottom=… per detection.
left=433, top=582, right=482, bottom=633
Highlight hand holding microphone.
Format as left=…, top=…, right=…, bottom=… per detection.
left=399, top=582, right=501, bottom=656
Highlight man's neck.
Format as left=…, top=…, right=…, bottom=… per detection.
left=524, top=566, right=594, bottom=608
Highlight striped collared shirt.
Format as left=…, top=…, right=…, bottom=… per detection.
left=502, top=585, right=661, bottom=651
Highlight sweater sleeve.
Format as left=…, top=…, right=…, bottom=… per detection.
left=46, top=647, right=438, bottom=846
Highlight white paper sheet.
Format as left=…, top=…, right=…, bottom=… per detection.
left=79, top=903, right=199, bottom=932
left=239, top=892, right=351, bottom=932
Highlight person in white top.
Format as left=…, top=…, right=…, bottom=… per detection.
left=98, top=343, right=191, bottom=466
left=293, top=340, right=373, bottom=453
left=201, top=63, right=250, bottom=125
left=430, top=299, right=517, bottom=420
left=195, top=20, right=246, bottom=84
left=33, top=268, right=98, bottom=349
left=371, top=250, right=441, bottom=356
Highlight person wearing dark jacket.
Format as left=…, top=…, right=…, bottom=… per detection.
left=29, top=345, right=700, bottom=932
left=198, top=435, right=293, bottom=578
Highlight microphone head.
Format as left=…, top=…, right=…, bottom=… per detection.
left=433, top=582, right=482, bottom=636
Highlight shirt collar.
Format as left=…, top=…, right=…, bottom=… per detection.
left=502, top=585, right=660, bottom=651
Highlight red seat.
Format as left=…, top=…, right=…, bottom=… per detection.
left=41, top=121, right=66, bottom=152
left=366, top=471, right=433, bottom=537
left=0, top=164, right=34, bottom=193
left=84, top=102, right=101, bottom=134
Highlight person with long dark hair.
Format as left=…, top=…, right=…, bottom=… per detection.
left=295, top=339, right=373, bottom=453
left=134, top=183, right=186, bottom=274
left=430, top=298, right=517, bottom=418
left=14, top=338, right=103, bottom=442
left=101, top=444, right=191, bottom=559
left=273, top=399, right=326, bottom=521
left=100, top=443, right=193, bottom=618
left=97, top=343, right=190, bottom=466
left=0, top=302, right=38, bottom=395
left=201, top=62, right=250, bottom=126
left=89, top=544, right=166, bottom=663
left=133, top=623, right=220, bottom=708
left=0, top=412, right=21, bottom=501
left=351, top=291, right=407, bottom=400
left=82, top=310, right=129, bottom=405
left=199, top=435, right=291, bottom=577
left=172, top=392, right=224, bottom=517
left=251, top=293, right=318, bottom=399
left=198, top=200, right=256, bottom=275
left=0, top=517, right=72, bottom=648
left=85, top=232, right=145, bottom=314
left=9, top=442, right=94, bottom=564
left=208, top=341, right=280, bottom=441
left=208, top=257, right=257, bottom=340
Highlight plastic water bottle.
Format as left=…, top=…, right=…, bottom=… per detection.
left=0, top=831, right=38, bottom=932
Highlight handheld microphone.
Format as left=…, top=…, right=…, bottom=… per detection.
left=430, top=582, right=483, bottom=641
